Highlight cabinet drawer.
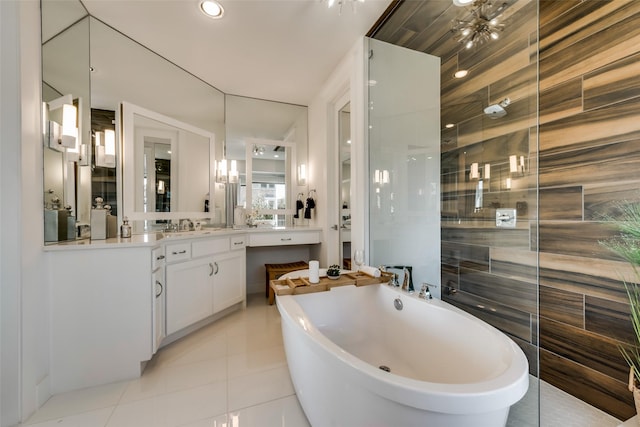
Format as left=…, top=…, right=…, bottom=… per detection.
left=152, top=247, right=165, bottom=270
left=230, top=235, right=246, bottom=251
left=192, top=237, right=229, bottom=258
left=165, top=242, right=191, bottom=263
left=249, top=231, right=320, bottom=247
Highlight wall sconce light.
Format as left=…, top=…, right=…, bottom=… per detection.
left=374, top=169, right=390, bottom=185
left=509, top=154, right=526, bottom=175
left=470, top=162, right=479, bottom=180
left=105, top=129, right=116, bottom=161
left=157, top=180, right=166, bottom=195
left=95, top=130, right=116, bottom=168
left=47, top=96, right=78, bottom=152
left=217, top=159, right=228, bottom=183
left=509, top=155, right=517, bottom=173
left=229, top=160, right=239, bottom=184
left=298, top=163, right=307, bottom=186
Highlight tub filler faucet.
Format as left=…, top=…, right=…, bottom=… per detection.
left=419, top=283, right=433, bottom=300
left=380, top=265, right=414, bottom=294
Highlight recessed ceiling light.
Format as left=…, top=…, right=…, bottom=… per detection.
left=454, top=69, right=468, bottom=78
left=445, top=123, right=455, bottom=129
left=200, top=0, right=224, bottom=19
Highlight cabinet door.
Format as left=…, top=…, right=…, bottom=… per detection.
left=166, top=258, right=214, bottom=335
left=152, top=267, right=165, bottom=354
left=213, top=251, right=245, bottom=313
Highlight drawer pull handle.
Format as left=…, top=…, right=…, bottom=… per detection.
left=234, top=241, right=244, bottom=246
left=214, top=262, right=219, bottom=275
left=209, top=263, right=214, bottom=276
left=281, top=238, right=292, bottom=242
left=156, top=255, right=165, bottom=260
left=172, top=249, right=187, bottom=255
left=155, top=280, right=163, bottom=298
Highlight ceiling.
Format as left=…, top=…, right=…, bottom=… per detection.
left=81, top=0, right=393, bottom=106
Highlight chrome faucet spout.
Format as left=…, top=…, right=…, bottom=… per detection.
left=402, top=266, right=414, bottom=293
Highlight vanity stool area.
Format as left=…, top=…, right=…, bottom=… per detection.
left=44, top=226, right=321, bottom=396
left=265, top=260, right=309, bottom=303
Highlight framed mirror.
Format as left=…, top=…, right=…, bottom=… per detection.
left=244, top=138, right=295, bottom=227
left=121, top=102, right=215, bottom=230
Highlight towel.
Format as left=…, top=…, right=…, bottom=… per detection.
left=304, top=197, right=315, bottom=219
left=359, top=265, right=381, bottom=278
left=294, top=199, right=304, bottom=219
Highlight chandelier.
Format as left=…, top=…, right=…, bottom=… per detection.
left=451, top=0, right=507, bottom=50
left=326, top=0, right=365, bottom=14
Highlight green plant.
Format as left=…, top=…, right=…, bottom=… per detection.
left=327, top=264, right=341, bottom=277
left=601, top=201, right=640, bottom=383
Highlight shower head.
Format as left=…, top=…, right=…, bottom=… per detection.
left=484, top=97, right=510, bottom=119
left=484, top=104, right=507, bottom=119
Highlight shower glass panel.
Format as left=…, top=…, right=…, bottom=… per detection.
left=368, top=0, right=539, bottom=419
left=367, top=38, right=441, bottom=296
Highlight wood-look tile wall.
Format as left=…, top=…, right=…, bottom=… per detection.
left=372, top=0, right=640, bottom=420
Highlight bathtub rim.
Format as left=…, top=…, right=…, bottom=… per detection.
left=277, top=284, right=530, bottom=415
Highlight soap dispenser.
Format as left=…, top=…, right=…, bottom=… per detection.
left=90, top=197, right=107, bottom=240
left=120, top=216, right=132, bottom=238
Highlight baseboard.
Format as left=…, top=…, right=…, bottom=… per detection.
left=36, top=375, right=51, bottom=409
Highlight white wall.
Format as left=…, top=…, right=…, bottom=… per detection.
left=0, top=1, right=51, bottom=424
left=307, top=38, right=366, bottom=267
left=20, top=0, right=51, bottom=420
left=1, top=1, right=23, bottom=424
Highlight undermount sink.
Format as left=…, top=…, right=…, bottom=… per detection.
left=160, top=229, right=217, bottom=239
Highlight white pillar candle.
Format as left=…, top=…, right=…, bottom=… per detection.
left=309, top=260, right=320, bottom=284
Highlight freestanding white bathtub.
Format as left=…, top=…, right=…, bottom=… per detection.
left=276, top=284, right=529, bottom=427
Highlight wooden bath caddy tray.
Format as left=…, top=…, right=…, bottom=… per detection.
left=269, top=271, right=393, bottom=303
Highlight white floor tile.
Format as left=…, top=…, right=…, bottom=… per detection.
left=227, top=345, right=287, bottom=379
left=25, top=381, right=128, bottom=424
left=120, top=356, right=227, bottom=404
left=155, top=331, right=227, bottom=368
left=229, top=395, right=310, bottom=427
left=176, top=413, right=228, bottom=427
left=228, top=366, right=295, bottom=412
left=106, top=382, right=227, bottom=427
left=23, top=406, right=114, bottom=427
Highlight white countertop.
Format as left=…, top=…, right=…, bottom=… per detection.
left=44, top=226, right=322, bottom=251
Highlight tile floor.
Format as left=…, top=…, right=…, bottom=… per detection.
left=23, top=294, right=625, bottom=427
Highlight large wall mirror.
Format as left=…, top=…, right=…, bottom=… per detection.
left=41, top=1, right=308, bottom=241
left=224, top=95, right=307, bottom=227
left=121, top=102, right=216, bottom=231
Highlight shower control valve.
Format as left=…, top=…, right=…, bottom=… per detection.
left=496, top=208, right=517, bottom=228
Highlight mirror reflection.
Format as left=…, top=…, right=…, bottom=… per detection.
left=42, top=2, right=309, bottom=240
left=226, top=96, right=308, bottom=227
left=121, top=102, right=215, bottom=231
left=243, top=139, right=293, bottom=227
left=339, top=102, right=351, bottom=266
left=42, top=8, right=91, bottom=242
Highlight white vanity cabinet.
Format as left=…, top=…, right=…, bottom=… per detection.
left=151, top=247, right=166, bottom=354
left=47, top=245, right=152, bottom=394
left=213, top=235, right=246, bottom=313
left=166, top=256, right=215, bottom=335
left=165, top=233, right=246, bottom=336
